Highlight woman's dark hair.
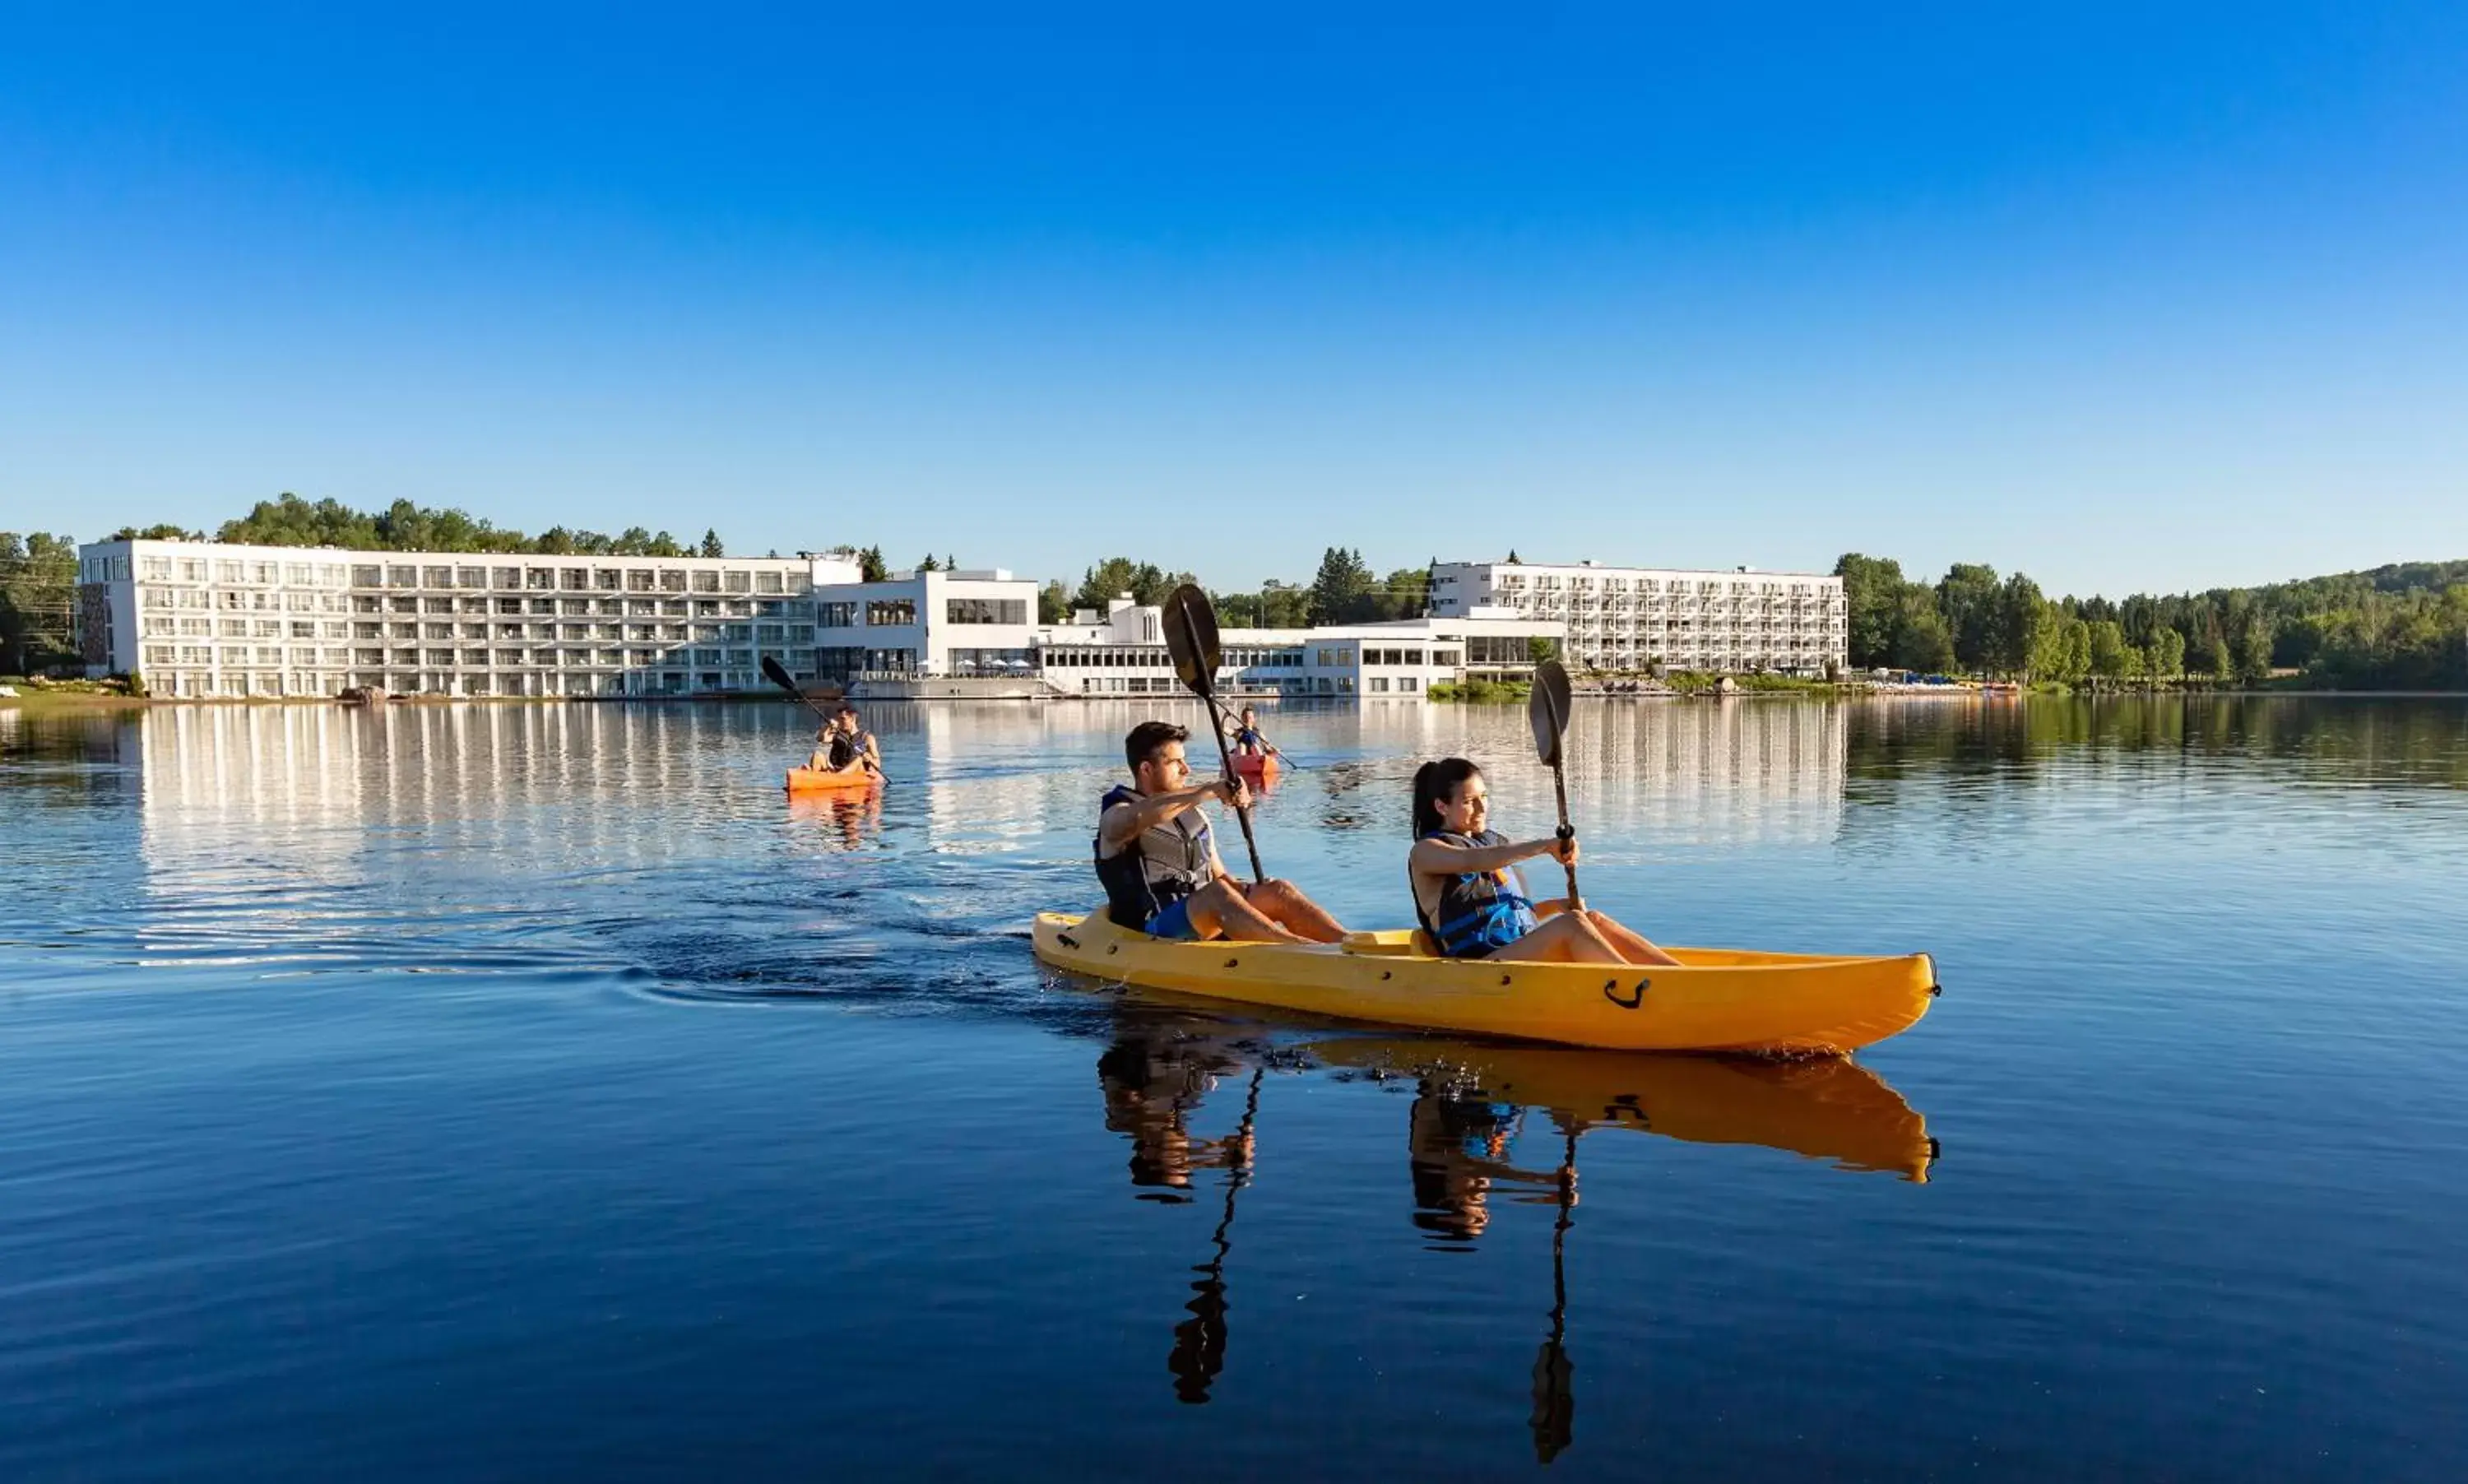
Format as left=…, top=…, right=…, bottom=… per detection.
left=1412, top=758, right=1483, bottom=838
left=1125, top=720, right=1190, bottom=772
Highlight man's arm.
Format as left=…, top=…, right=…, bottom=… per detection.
left=1100, top=780, right=1236, bottom=854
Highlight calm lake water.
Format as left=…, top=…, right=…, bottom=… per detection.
left=3, top=696, right=2464, bottom=1480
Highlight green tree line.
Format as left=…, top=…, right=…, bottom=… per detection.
left=0, top=531, right=81, bottom=674
left=118, top=494, right=727, bottom=559
left=1837, top=553, right=2468, bottom=689
left=1044, top=549, right=1433, bottom=629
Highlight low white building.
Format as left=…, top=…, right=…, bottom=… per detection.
left=1033, top=598, right=1561, bottom=700
left=811, top=568, right=1037, bottom=686
left=1430, top=559, right=1847, bottom=676
left=74, top=536, right=1038, bottom=700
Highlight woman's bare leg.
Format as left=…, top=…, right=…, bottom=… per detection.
left=1583, top=911, right=1682, bottom=967
left=1493, top=911, right=1626, bottom=964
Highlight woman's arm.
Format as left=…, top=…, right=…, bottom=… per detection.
left=1408, top=835, right=1559, bottom=877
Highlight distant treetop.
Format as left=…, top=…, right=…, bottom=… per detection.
left=137, top=494, right=709, bottom=557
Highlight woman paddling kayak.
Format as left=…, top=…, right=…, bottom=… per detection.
left=1408, top=758, right=1679, bottom=967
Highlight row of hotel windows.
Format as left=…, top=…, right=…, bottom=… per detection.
left=811, top=599, right=1028, bottom=628
left=139, top=588, right=804, bottom=620
left=118, top=554, right=810, bottom=596
left=1485, top=573, right=1841, bottom=596
left=141, top=618, right=816, bottom=641
left=143, top=646, right=799, bottom=670
left=142, top=671, right=775, bottom=699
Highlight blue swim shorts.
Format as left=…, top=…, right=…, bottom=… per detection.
left=1144, top=897, right=1200, bottom=941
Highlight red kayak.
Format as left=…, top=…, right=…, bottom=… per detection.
left=1230, top=752, right=1281, bottom=784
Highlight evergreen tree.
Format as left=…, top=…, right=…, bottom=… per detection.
left=1307, top=546, right=1375, bottom=625
left=699, top=529, right=724, bottom=559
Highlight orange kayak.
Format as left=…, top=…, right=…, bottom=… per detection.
left=1231, top=753, right=1281, bottom=783
left=785, top=766, right=880, bottom=794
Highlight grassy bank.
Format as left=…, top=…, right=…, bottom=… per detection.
left=1426, top=679, right=1533, bottom=703
left=1663, top=670, right=1839, bottom=693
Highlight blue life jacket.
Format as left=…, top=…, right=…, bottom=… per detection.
left=1413, top=828, right=1539, bottom=958
left=1096, top=785, right=1214, bottom=932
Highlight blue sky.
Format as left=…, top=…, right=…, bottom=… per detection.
left=2, top=2, right=2463, bottom=596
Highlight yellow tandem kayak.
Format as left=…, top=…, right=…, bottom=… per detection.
left=1033, top=907, right=1938, bottom=1055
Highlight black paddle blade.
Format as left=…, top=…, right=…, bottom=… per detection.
left=760, top=655, right=800, bottom=694
left=1162, top=584, right=1222, bottom=694
left=1529, top=659, right=1573, bottom=767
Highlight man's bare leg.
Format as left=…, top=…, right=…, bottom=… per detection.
left=1241, top=879, right=1346, bottom=943
left=1186, top=878, right=1309, bottom=944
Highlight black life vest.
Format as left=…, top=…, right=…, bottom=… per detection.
left=1096, top=784, right=1213, bottom=931
left=1412, top=829, right=1539, bottom=958
left=827, top=731, right=857, bottom=769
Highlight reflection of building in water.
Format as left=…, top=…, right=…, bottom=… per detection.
left=1567, top=700, right=1847, bottom=846
left=1350, top=700, right=1849, bottom=847
left=132, top=704, right=806, bottom=917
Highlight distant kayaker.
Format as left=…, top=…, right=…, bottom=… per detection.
left=805, top=721, right=852, bottom=775
left=1408, top=758, right=1680, bottom=966
left=1098, top=721, right=1347, bottom=944
left=1227, top=707, right=1274, bottom=759
left=834, top=705, right=883, bottom=776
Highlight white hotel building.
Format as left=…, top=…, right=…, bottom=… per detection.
left=1428, top=559, right=1847, bottom=677
left=76, top=537, right=1037, bottom=700
left=1032, top=597, right=1561, bottom=700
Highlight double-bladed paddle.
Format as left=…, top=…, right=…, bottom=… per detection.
left=1527, top=659, right=1582, bottom=911
left=1162, top=583, right=1267, bottom=881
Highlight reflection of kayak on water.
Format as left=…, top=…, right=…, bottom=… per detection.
left=1034, top=908, right=1937, bottom=1054
left=1308, top=1037, right=1937, bottom=1181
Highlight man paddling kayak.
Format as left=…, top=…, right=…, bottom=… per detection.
left=802, top=712, right=869, bottom=777
left=1227, top=707, right=1276, bottom=759
left=834, top=705, right=883, bottom=776
left=1408, top=758, right=1679, bottom=966
left=1098, top=721, right=1346, bottom=944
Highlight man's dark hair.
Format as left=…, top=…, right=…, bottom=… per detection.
left=1125, top=721, right=1190, bottom=772
left=835, top=703, right=859, bottom=718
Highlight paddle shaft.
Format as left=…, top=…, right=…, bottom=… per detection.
left=1547, top=760, right=1583, bottom=912
left=1169, top=590, right=1267, bottom=880
left=1204, top=681, right=1268, bottom=880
